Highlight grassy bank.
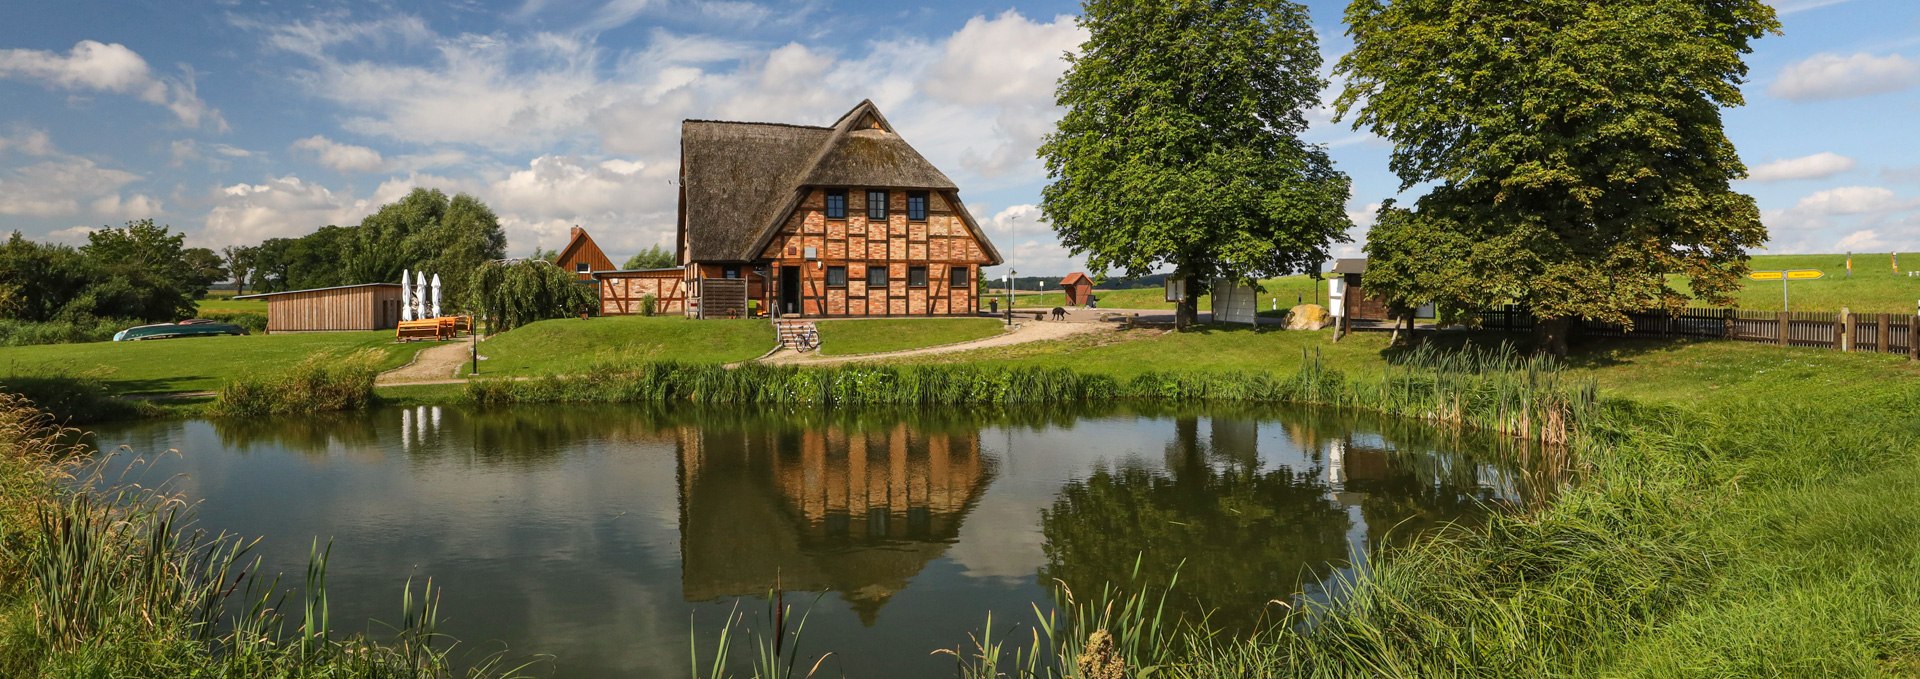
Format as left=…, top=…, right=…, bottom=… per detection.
left=0, top=395, right=534, bottom=677
left=814, top=318, right=1005, bottom=355
left=0, top=331, right=416, bottom=395
left=468, top=315, right=772, bottom=377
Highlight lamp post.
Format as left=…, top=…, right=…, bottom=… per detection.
left=1005, top=269, right=1018, bottom=326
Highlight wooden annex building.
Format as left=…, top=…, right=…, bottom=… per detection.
left=668, top=100, right=1003, bottom=319
left=233, top=283, right=403, bottom=333
left=1060, top=272, right=1093, bottom=306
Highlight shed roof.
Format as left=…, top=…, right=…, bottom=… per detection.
left=1330, top=258, right=1368, bottom=275
left=1060, top=272, right=1092, bottom=286
left=232, top=282, right=400, bottom=300
left=679, top=100, right=997, bottom=264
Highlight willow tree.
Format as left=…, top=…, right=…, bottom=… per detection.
left=1336, top=0, right=1778, bottom=355
left=1039, top=0, right=1351, bottom=329
left=468, top=259, right=595, bottom=333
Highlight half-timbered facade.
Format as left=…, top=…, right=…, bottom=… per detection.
left=674, top=100, right=1002, bottom=318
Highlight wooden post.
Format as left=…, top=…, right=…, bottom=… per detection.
left=1878, top=313, right=1891, bottom=354
left=1841, top=308, right=1855, bottom=352
left=1911, top=315, right=1919, bottom=361
left=1777, top=311, right=1789, bottom=346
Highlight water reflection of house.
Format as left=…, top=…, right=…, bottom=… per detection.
left=677, top=424, right=992, bottom=624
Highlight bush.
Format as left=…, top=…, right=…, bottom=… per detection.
left=195, top=311, right=267, bottom=333
left=641, top=294, right=657, bottom=317
left=211, top=349, right=381, bottom=417
left=0, top=316, right=138, bottom=346
left=0, top=371, right=145, bottom=424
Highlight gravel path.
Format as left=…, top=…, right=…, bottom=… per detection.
left=759, top=320, right=1107, bottom=366
left=375, top=341, right=473, bottom=385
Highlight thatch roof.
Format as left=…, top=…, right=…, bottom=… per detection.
left=680, top=100, right=993, bottom=263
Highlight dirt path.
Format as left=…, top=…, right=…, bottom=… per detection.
left=376, top=341, right=473, bottom=385
left=759, top=320, right=1107, bottom=366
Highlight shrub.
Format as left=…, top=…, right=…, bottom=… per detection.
left=211, top=349, right=381, bottom=417
left=195, top=310, right=267, bottom=333
left=0, top=316, right=138, bottom=346
left=641, top=294, right=657, bottom=317
left=0, top=371, right=144, bottom=424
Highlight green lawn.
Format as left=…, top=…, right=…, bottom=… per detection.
left=471, top=315, right=773, bottom=376
left=194, top=292, right=268, bottom=315
left=0, top=332, right=419, bottom=395
left=1012, top=274, right=1327, bottom=311
left=814, top=318, right=1005, bottom=356
left=1697, top=252, right=1920, bottom=314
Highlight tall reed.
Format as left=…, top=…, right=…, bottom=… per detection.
left=212, top=348, right=382, bottom=417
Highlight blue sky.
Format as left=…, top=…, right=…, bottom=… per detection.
left=0, top=0, right=1913, bottom=276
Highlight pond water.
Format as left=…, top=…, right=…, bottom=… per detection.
left=88, top=405, right=1532, bottom=677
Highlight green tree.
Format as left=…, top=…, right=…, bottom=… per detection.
left=468, top=259, right=596, bottom=333
left=0, top=233, right=91, bottom=322
left=1038, top=0, right=1351, bottom=328
left=221, top=245, right=257, bottom=295
left=253, top=227, right=353, bottom=292
left=1335, top=0, right=1778, bottom=355
left=346, top=188, right=506, bottom=307
left=78, top=220, right=199, bottom=321
left=622, top=244, right=675, bottom=271
left=181, top=247, right=226, bottom=297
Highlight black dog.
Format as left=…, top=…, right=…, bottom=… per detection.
left=1050, top=307, right=1067, bottom=321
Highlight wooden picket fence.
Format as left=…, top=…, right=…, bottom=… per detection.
left=1478, top=305, right=1919, bottom=359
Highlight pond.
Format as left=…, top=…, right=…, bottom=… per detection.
left=88, top=404, right=1535, bottom=677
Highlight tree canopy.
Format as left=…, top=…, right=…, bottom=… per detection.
left=468, top=259, right=596, bottom=333
left=1039, top=0, right=1352, bottom=327
left=1335, top=0, right=1779, bottom=354
left=622, top=244, right=675, bottom=271
left=0, top=220, right=211, bottom=324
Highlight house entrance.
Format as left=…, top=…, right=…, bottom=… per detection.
left=780, top=266, right=801, bottom=316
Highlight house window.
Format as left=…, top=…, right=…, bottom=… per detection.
left=949, top=265, right=968, bottom=288
left=576, top=262, right=590, bottom=272
left=722, top=265, right=741, bottom=279
left=825, top=190, right=847, bottom=219
left=866, top=190, right=888, bottom=220
left=826, top=266, right=847, bottom=287
left=866, top=266, right=888, bottom=287
left=907, top=192, right=928, bottom=221
left=908, top=266, right=928, bottom=287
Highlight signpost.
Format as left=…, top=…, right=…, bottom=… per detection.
left=1747, top=269, right=1823, bottom=311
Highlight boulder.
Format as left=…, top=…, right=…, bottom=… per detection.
left=1287, top=304, right=1330, bottom=330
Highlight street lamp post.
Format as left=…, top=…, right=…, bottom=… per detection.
left=1005, top=270, right=1018, bottom=326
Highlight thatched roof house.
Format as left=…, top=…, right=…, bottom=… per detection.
left=670, top=100, right=1002, bottom=319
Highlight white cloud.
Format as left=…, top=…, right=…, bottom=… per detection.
left=89, top=193, right=162, bottom=219
left=0, top=40, right=224, bottom=128
left=44, top=226, right=97, bottom=245
left=1345, top=202, right=1381, bottom=228
left=486, top=154, right=673, bottom=254
left=1770, top=53, right=1920, bottom=101
left=1833, top=229, right=1884, bottom=250
left=1793, top=186, right=1910, bottom=215
left=1747, top=152, right=1855, bottom=182
left=1771, top=0, right=1858, bottom=14
left=0, top=128, right=56, bottom=156
left=928, top=12, right=1083, bottom=108
left=203, top=175, right=374, bottom=244
left=291, top=135, right=387, bottom=172
left=0, top=157, right=141, bottom=216
left=983, top=204, right=1050, bottom=236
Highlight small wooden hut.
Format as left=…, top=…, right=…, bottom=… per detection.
left=554, top=226, right=615, bottom=280
left=234, top=283, right=403, bottom=333
left=1329, top=258, right=1389, bottom=321
left=1060, top=272, right=1093, bottom=306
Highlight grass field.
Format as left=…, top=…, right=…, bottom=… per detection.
left=1014, top=253, right=1920, bottom=315
left=814, top=318, right=1005, bottom=355
left=469, top=315, right=772, bottom=377
left=0, top=332, right=419, bottom=395
left=193, top=291, right=268, bottom=314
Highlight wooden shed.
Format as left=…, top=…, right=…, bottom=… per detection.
left=234, top=283, right=403, bottom=333
left=554, top=226, right=615, bottom=280
left=1060, top=272, right=1093, bottom=306
left=1329, top=258, right=1389, bottom=321
left=594, top=268, right=688, bottom=315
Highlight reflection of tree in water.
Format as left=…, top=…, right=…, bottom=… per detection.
left=677, top=422, right=994, bottom=625
left=1042, top=419, right=1350, bottom=628
left=1042, top=415, right=1527, bottom=629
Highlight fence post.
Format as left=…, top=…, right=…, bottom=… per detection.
left=1911, top=315, right=1919, bottom=361
left=1878, top=313, right=1891, bottom=354
left=1777, top=311, right=1789, bottom=346
left=1838, top=308, right=1852, bottom=352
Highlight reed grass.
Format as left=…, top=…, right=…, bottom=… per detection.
left=0, top=394, right=539, bottom=677
left=211, top=348, right=382, bottom=417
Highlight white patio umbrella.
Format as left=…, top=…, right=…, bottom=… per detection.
left=430, top=273, right=442, bottom=319
left=415, top=271, right=429, bottom=319
left=400, top=269, right=413, bottom=321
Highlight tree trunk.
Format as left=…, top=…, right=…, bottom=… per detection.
left=1174, top=274, right=1204, bottom=330
left=1536, top=316, right=1571, bottom=357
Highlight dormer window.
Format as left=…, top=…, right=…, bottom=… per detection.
left=866, top=190, right=888, bottom=220
left=907, top=192, right=928, bottom=221
left=825, top=190, right=847, bottom=219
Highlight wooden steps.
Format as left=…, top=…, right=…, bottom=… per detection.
left=774, top=319, right=820, bottom=352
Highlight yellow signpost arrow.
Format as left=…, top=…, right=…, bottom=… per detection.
left=1746, top=270, right=1822, bottom=310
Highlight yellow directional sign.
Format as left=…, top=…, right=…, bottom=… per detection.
left=1748, top=269, right=1823, bottom=281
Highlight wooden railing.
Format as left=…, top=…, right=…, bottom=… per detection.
left=1477, top=305, right=1919, bottom=359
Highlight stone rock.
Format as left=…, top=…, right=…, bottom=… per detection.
left=1287, top=304, right=1330, bottom=330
